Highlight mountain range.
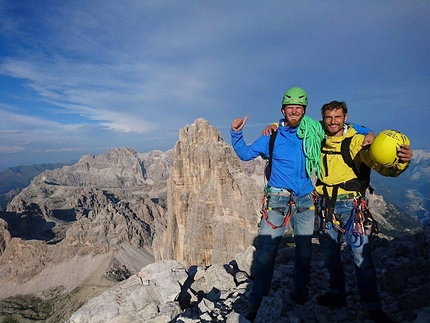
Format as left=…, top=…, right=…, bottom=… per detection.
left=1, top=143, right=428, bottom=228
left=370, top=149, right=430, bottom=226
left=0, top=118, right=428, bottom=322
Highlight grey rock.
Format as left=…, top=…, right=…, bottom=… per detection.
left=0, top=218, right=11, bottom=255
left=152, top=118, right=262, bottom=267
left=191, top=263, right=236, bottom=294
left=414, top=307, right=430, bottom=323
left=233, top=245, right=255, bottom=277
left=70, top=224, right=430, bottom=322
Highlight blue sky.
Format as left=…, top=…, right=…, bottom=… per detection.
left=0, top=0, right=429, bottom=171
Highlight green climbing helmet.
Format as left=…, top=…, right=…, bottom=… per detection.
left=282, top=87, right=308, bottom=107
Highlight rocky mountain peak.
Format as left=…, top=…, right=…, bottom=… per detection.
left=152, top=118, right=262, bottom=267
left=31, top=147, right=146, bottom=188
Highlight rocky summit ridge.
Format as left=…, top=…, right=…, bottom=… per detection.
left=0, top=118, right=427, bottom=322
left=67, top=226, right=430, bottom=323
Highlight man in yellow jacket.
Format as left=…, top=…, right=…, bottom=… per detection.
left=315, top=100, right=412, bottom=323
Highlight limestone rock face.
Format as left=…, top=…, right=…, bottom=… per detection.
left=0, top=147, right=171, bottom=322
left=0, top=219, right=11, bottom=256
left=67, top=253, right=254, bottom=323
left=10, top=147, right=172, bottom=200
left=6, top=147, right=171, bottom=247
left=152, top=118, right=263, bottom=267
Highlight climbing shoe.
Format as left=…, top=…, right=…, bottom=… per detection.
left=289, top=289, right=309, bottom=305
left=317, top=292, right=347, bottom=307
left=368, top=309, right=394, bottom=323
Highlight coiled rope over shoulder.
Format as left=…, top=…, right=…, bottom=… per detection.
left=297, top=115, right=324, bottom=177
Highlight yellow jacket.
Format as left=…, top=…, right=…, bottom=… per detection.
left=316, top=126, right=409, bottom=198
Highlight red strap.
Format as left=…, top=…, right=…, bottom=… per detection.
left=261, top=197, right=294, bottom=229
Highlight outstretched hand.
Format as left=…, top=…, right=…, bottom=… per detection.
left=231, top=116, right=248, bottom=132
left=397, top=145, right=413, bottom=163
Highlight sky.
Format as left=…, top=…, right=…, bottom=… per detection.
left=0, top=0, right=429, bottom=171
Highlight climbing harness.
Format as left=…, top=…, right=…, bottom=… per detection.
left=315, top=195, right=379, bottom=248
left=314, top=194, right=345, bottom=236
left=314, top=127, right=379, bottom=247
left=260, top=187, right=295, bottom=229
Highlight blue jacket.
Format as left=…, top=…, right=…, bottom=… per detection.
left=231, top=125, right=313, bottom=197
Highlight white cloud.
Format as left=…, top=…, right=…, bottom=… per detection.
left=0, top=145, right=25, bottom=153
left=43, top=147, right=87, bottom=153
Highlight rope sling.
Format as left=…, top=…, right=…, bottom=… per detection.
left=297, top=116, right=324, bottom=178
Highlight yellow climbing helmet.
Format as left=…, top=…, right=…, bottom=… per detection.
left=369, top=130, right=410, bottom=166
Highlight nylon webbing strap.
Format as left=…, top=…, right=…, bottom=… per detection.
left=265, top=130, right=278, bottom=181
left=322, top=185, right=338, bottom=223
left=260, top=189, right=295, bottom=229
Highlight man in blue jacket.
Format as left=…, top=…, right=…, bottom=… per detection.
left=231, top=87, right=371, bottom=321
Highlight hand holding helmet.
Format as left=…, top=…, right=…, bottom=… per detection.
left=369, top=130, right=412, bottom=166
left=396, top=145, right=413, bottom=163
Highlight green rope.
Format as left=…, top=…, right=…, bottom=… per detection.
left=297, top=116, right=324, bottom=177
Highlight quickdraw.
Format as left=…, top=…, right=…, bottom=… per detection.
left=315, top=195, right=379, bottom=248
left=314, top=193, right=344, bottom=235
left=344, top=202, right=365, bottom=248
left=260, top=189, right=295, bottom=230
left=316, top=208, right=344, bottom=236
left=356, top=197, right=379, bottom=238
